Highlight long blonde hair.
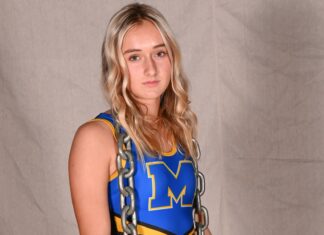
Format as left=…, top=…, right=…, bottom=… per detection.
left=101, top=3, right=197, bottom=160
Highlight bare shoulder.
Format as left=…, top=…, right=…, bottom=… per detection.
left=75, top=119, right=115, bottom=147
left=68, top=120, right=117, bottom=178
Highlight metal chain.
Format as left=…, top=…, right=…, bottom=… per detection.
left=113, top=116, right=208, bottom=235
left=192, top=138, right=209, bottom=235
left=114, top=118, right=137, bottom=235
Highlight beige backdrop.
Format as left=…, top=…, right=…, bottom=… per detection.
left=1, top=0, right=324, bottom=234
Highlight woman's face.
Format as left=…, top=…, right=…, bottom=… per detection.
left=121, top=20, right=171, bottom=106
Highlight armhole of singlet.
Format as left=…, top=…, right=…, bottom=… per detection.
left=85, top=118, right=124, bottom=182
left=87, top=118, right=117, bottom=142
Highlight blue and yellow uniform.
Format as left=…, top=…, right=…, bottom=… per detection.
left=90, top=112, right=196, bottom=235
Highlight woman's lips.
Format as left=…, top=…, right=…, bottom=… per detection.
left=143, top=80, right=160, bottom=87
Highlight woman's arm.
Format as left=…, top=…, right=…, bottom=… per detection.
left=205, top=227, right=212, bottom=235
left=68, top=121, right=117, bottom=235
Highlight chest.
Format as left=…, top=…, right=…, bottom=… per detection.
left=132, top=153, right=197, bottom=211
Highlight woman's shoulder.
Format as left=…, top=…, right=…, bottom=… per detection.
left=86, top=110, right=118, bottom=140
left=77, top=118, right=114, bottom=141
left=79, top=111, right=116, bottom=142
left=69, top=111, right=117, bottom=166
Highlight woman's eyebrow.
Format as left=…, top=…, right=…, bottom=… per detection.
left=123, top=48, right=141, bottom=54
left=123, top=43, right=166, bottom=54
left=153, top=43, right=166, bottom=49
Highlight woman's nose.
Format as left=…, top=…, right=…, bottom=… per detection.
left=144, top=56, right=157, bottom=76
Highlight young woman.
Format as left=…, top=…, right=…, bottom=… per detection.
left=69, top=3, right=211, bottom=235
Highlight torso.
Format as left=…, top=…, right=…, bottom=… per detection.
left=89, top=112, right=196, bottom=235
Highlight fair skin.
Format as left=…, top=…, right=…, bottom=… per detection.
left=69, top=20, right=211, bottom=235
left=123, top=20, right=171, bottom=116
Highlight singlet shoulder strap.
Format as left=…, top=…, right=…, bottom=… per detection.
left=87, top=112, right=120, bottom=141
left=95, top=112, right=116, bottom=126
left=87, top=112, right=128, bottom=182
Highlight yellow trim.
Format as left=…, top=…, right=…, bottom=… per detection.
left=146, top=160, right=194, bottom=211
left=161, top=134, right=177, bottom=156
left=161, top=142, right=177, bottom=156
left=114, top=215, right=124, bottom=232
left=109, top=159, right=126, bottom=182
left=188, top=227, right=195, bottom=235
left=168, top=186, right=187, bottom=204
left=87, top=118, right=117, bottom=142
left=87, top=118, right=127, bottom=182
left=114, top=215, right=167, bottom=235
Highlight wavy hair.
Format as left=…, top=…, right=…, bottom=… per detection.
left=101, top=3, right=198, bottom=160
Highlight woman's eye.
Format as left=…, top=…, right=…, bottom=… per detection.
left=129, top=55, right=140, bottom=61
left=156, top=51, right=168, bottom=57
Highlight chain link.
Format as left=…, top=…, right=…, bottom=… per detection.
left=192, top=139, right=209, bottom=235
left=115, top=118, right=137, bottom=235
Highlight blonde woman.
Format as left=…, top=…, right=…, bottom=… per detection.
left=69, top=3, right=211, bottom=235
